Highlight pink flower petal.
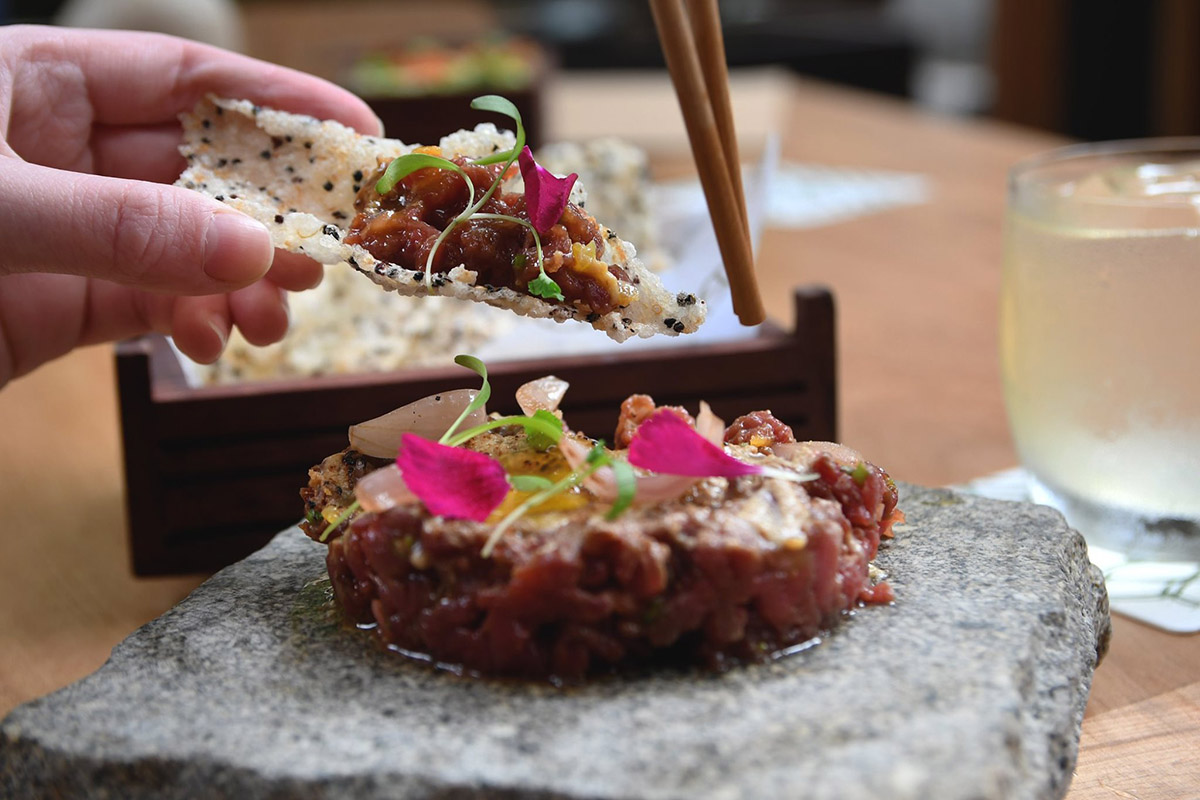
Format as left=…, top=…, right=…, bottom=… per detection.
left=396, top=433, right=510, bottom=521
left=627, top=410, right=762, bottom=478
left=518, top=145, right=578, bottom=235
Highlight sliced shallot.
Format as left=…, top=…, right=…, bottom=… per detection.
left=695, top=401, right=726, bottom=447
left=516, top=375, right=569, bottom=416
left=349, top=388, right=486, bottom=458
left=772, top=441, right=864, bottom=470
left=355, top=464, right=417, bottom=513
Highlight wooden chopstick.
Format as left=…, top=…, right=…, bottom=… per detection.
left=686, top=0, right=749, bottom=236
left=650, top=0, right=765, bottom=326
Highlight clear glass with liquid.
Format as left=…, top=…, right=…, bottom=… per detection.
left=1001, top=140, right=1200, bottom=560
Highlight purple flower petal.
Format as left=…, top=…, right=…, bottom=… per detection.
left=627, top=410, right=762, bottom=478
left=396, top=434, right=510, bottom=521
left=518, top=145, right=578, bottom=235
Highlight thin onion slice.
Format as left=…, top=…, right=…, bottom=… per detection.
left=772, top=441, right=864, bottom=470
left=354, top=464, right=417, bottom=513
left=516, top=375, right=569, bottom=416
left=349, top=388, right=486, bottom=458
left=695, top=400, right=725, bottom=447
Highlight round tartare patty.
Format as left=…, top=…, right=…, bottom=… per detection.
left=300, top=411, right=899, bottom=680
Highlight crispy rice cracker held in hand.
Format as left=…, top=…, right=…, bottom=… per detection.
left=176, top=97, right=706, bottom=342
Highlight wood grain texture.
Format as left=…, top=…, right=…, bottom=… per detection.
left=0, top=71, right=1196, bottom=797
left=1069, top=681, right=1200, bottom=800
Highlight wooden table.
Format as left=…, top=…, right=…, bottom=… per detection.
left=1, top=71, right=1196, bottom=798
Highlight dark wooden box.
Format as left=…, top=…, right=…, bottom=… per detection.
left=116, top=287, right=837, bottom=576
left=366, top=85, right=544, bottom=150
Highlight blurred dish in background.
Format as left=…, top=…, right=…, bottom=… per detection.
left=346, top=36, right=548, bottom=147
left=346, top=36, right=541, bottom=98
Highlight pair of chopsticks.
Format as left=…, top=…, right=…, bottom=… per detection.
left=650, top=0, right=765, bottom=326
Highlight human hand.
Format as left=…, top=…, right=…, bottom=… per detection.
left=0, top=25, right=383, bottom=388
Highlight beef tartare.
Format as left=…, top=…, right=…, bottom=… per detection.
left=301, top=374, right=900, bottom=681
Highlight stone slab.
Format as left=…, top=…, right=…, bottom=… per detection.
left=0, top=485, right=1110, bottom=799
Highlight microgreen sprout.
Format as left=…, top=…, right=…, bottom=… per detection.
left=480, top=442, right=610, bottom=558
left=524, top=410, right=564, bottom=450
left=583, top=446, right=637, bottom=520
left=371, top=95, right=563, bottom=299
left=442, top=413, right=564, bottom=448
left=439, top=354, right=492, bottom=445
left=471, top=213, right=563, bottom=300
left=508, top=474, right=556, bottom=493
left=319, top=500, right=361, bottom=543
left=375, top=152, right=472, bottom=198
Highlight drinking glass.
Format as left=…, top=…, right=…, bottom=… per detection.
left=1000, top=139, right=1200, bottom=561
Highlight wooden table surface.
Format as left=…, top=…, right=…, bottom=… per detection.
left=1, top=70, right=1196, bottom=798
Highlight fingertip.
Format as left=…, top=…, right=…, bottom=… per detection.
left=368, top=111, right=386, bottom=138
left=266, top=249, right=325, bottom=292
left=230, top=282, right=289, bottom=346
left=174, top=309, right=230, bottom=364
left=203, top=211, right=272, bottom=286
left=206, top=315, right=230, bottom=357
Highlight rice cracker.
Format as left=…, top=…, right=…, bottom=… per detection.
left=176, top=97, right=706, bottom=342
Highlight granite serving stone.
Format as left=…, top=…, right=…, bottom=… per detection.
left=0, top=485, right=1110, bottom=800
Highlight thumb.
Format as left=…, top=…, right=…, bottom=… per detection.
left=0, top=159, right=272, bottom=293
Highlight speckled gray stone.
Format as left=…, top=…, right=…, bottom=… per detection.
left=1, top=485, right=1109, bottom=800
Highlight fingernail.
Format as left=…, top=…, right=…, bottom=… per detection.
left=204, top=212, right=272, bottom=285
left=206, top=316, right=229, bottom=355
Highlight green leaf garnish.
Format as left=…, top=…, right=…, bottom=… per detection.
left=579, top=443, right=637, bottom=520
left=528, top=272, right=565, bottom=301
left=376, top=152, right=472, bottom=196
left=606, top=458, right=637, bottom=520
left=471, top=212, right=562, bottom=300
left=481, top=454, right=595, bottom=557
left=508, top=474, right=555, bottom=493
left=470, top=94, right=523, bottom=125
left=849, top=461, right=871, bottom=486
left=442, top=413, right=563, bottom=449
left=439, top=355, right=491, bottom=445
left=319, top=499, right=361, bottom=543
left=525, top=409, right=563, bottom=450
left=479, top=440, right=641, bottom=557
left=467, top=95, right=525, bottom=166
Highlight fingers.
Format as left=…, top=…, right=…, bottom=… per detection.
left=229, top=280, right=290, bottom=346
left=266, top=250, right=325, bottom=292
left=0, top=255, right=304, bottom=383
left=7, top=26, right=382, bottom=136
left=173, top=281, right=290, bottom=362
left=89, top=123, right=188, bottom=183
left=85, top=278, right=293, bottom=364
left=0, top=272, right=87, bottom=384
left=0, top=159, right=273, bottom=292
left=171, top=295, right=230, bottom=364
left=172, top=281, right=291, bottom=363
